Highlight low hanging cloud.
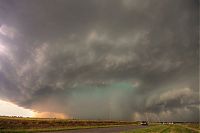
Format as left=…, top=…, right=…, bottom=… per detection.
left=0, top=0, right=199, bottom=121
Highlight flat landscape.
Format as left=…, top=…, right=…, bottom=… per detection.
left=123, top=124, right=200, bottom=133
left=0, top=116, right=199, bottom=133
left=0, top=116, right=137, bottom=132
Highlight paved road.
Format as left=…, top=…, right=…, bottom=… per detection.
left=42, top=125, right=145, bottom=133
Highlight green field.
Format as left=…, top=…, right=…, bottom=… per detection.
left=0, top=116, right=137, bottom=132
left=0, top=116, right=199, bottom=133
left=123, top=124, right=200, bottom=133
left=184, top=123, right=200, bottom=131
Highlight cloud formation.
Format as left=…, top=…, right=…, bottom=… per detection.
left=0, top=0, right=199, bottom=121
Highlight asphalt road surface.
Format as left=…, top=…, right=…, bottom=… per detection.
left=42, top=125, right=145, bottom=133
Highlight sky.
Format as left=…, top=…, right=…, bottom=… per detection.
left=0, top=0, right=199, bottom=121
left=0, top=99, right=34, bottom=117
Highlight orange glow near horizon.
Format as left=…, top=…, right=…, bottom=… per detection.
left=34, top=112, right=68, bottom=119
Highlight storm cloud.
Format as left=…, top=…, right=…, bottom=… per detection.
left=0, top=0, right=199, bottom=121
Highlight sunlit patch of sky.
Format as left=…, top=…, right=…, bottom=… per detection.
left=0, top=99, right=35, bottom=117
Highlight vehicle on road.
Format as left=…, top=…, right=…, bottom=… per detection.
left=140, top=121, right=148, bottom=126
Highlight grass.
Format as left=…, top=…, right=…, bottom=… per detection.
left=0, top=125, right=132, bottom=133
left=0, top=116, right=137, bottom=132
left=122, top=124, right=200, bottom=133
left=183, top=123, right=200, bottom=130
left=0, top=116, right=199, bottom=133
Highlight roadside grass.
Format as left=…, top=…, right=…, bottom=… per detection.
left=122, top=125, right=170, bottom=133
left=0, top=116, right=138, bottom=133
left=0, top=125, right=131, bottom=133
left=183, top=123, right=200, bottom=130
left=169, top=125, right=199, bottom=133
left=122, top=124, right=200, bottom=133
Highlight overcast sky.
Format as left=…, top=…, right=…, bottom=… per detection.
left=0, top=0, right=199, bottom=121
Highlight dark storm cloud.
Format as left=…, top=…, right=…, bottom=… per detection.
left=0, top=0, right=199, bottom=121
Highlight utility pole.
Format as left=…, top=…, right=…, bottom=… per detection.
left=145, top=113, right=149, bottom=122
left=108, top=101, right=111, bottom=120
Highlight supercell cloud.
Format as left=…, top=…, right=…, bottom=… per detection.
left=0, top=0, right=199, bottom=121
